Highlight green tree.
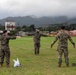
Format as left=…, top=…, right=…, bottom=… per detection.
left=29, top=24, right=35, bottom=31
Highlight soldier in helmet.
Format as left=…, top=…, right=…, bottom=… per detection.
left=50, top=26, right=75, bottom=67
left=33, top=29, right=41, bottom=55
left=0, top=30, right=16, bottom=67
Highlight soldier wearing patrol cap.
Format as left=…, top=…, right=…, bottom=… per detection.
left=0, top=30, right=16, bottom=67
left=51, top=26, right=75, bottom=67
left=33, top=29, right=41, bottom=55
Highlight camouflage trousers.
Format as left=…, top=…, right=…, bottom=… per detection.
left=58, top=47, right=69, bottom=66
left=0, top=47, right=10, bottom=65
left=34, top=43, right=40, bottom=54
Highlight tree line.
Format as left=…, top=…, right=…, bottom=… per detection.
left=0, top=23, right=76, bottom=35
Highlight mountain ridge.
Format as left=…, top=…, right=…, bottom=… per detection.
left=0, top=16, right=76, bottom=27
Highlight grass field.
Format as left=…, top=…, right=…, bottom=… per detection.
left=0, top=36, right=76, bottom=75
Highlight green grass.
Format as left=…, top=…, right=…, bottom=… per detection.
left=0, top=36, right=76, bottom=75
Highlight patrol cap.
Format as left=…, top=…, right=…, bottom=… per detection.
left=3, top=30, right=7, bottom=33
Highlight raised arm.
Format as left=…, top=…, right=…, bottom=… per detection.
left=7, top=36, right=16, bottom=40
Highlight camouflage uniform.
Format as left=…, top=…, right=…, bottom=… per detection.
left=33, top=31, right=41, bottom=55
left=51, top=30, right=75, bottom=66
left=0, top=33, right=16, bottom=66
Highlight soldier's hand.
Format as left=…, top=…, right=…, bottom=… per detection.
left=50, top=44, right=53, bottom=48
left=73, top=45, right=75, bottom=48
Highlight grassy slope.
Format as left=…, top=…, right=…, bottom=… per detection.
left=0, top=36, right=76, bottom=75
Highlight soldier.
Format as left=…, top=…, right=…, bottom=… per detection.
left=50, top=26, right=75, bottom=67
left=33, top=29, right=41, bottom=55
left=0, top=30, right=16, bottom=67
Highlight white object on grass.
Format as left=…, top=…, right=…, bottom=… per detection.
left=13, top=58, right=21, bottom=67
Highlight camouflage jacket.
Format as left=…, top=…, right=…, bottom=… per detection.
left=0, top=34, right=16, bottom=48
left=33, top=32, right=41, bottom=43
left=51, top=30, right=75, bottom=48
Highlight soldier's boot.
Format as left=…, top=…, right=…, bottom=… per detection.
left=58, top=63, right=61, bottom=67
left=66, top=63, right=69, bottom=67
left=0, top=63, right=3, bottom=67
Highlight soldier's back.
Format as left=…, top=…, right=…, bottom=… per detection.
left=58, top=30, right=69, bottom=46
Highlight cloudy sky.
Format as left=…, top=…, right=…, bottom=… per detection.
left=0, top=0, right=76, bottom=19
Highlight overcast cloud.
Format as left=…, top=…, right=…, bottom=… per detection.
left=0, top=0, right=76, bottom=19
